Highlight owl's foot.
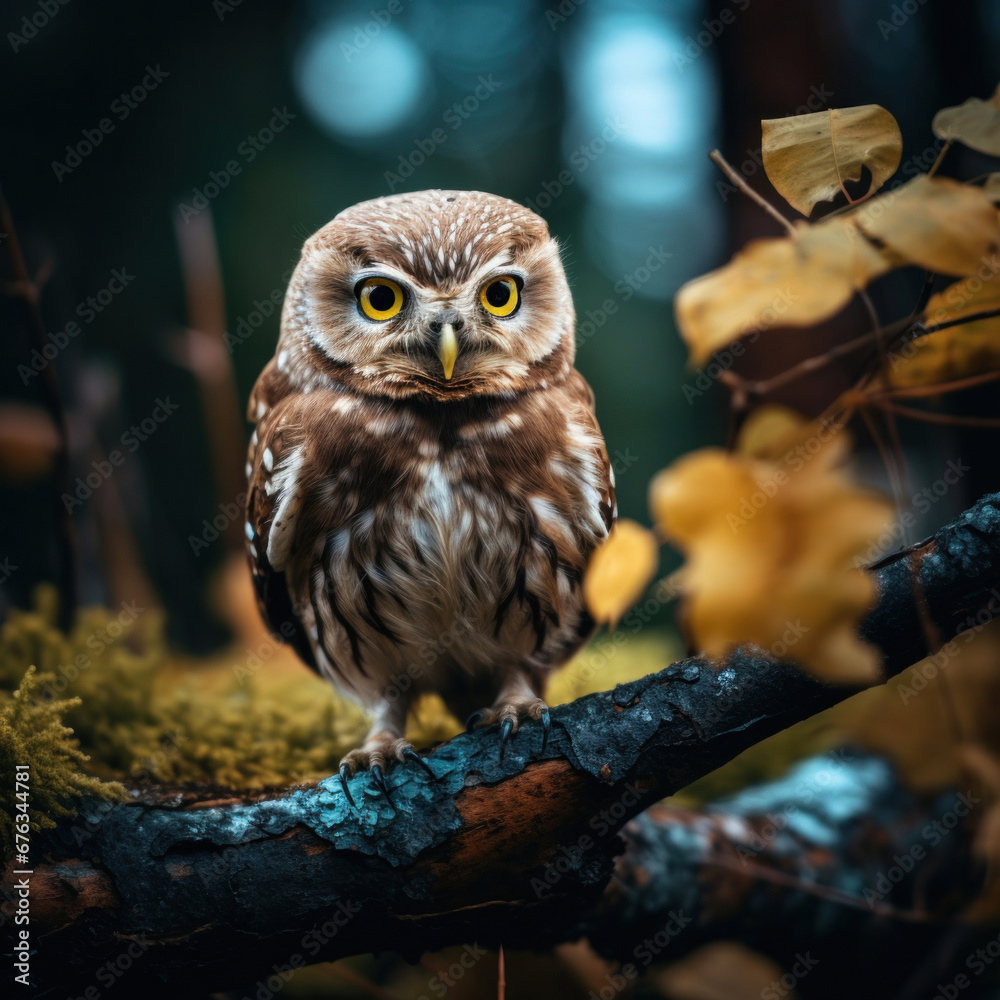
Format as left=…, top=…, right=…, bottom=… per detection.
left=466, top=697, right=551, bottom=761
left=337, top=737, right=435, bottom=808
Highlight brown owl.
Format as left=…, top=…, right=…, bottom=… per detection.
left=245, top=189, right=615, bottom=805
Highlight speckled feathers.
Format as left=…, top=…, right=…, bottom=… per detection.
left=245, top=189, right=614, bottom=734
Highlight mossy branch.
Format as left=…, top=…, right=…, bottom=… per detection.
left=8, top=494, right=1000, bottom=994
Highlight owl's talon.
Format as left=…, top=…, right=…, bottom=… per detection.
left=466, top=709, right=487, bottom=732
left=499, top=718, right=514, bottom=761
left=540, top=707, right=551, bottom=753
left=339, top=764, right=357, bottom=809
left=371, top=763, right=393, bottom=802
left=403, top=747, right=436, bottom=779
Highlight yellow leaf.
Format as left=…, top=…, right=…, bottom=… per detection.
left=675, top=217, right=891, bottom=366
left=649, top=425, right=893, bottom=683
left=736, top=404, right=850, bottom=466
left=853, top=174, right=1000, bottom=277
left=583, top=520, right=659, bottom=627
left=887, top=262, right=1000, bottom=388
left=762, top=105, right=902, bottom=216
left=932, top=84, right=1000, bottom=157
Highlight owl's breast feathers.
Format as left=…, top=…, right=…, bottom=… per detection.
left=245, top=359, right=615, bottom=697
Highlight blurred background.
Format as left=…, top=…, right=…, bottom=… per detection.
left=4, top=2, right=1000, bottom=998
left=1, top=0, right=998, bottom=645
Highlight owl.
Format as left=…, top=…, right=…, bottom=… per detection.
left=245, top=190, right=615, bottom=805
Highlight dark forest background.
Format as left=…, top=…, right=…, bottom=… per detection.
left=1, top=0, right=997, bottom=650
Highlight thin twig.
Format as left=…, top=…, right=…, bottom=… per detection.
left=705, top=853, right=936, bottom=923
left=924, top=305, right=1000, bottom=335
left=867, top=369, right=1000, bottom=400
left=173, top=208, right=246, bottom=555
left=927, top=140, right=953, bottom=179
left=728, top=305, right=1000, bottom=402
left=878, top=402, right=1000, bottom=428
left=859, top=288, right=908, bottom=516
left=709, top=149, right=797, bottom=235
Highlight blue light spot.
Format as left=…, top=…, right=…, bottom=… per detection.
left=294, top=20, right=431, bottom=140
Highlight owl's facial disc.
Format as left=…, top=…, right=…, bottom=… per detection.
left=346, top=263, right=535, bottom=386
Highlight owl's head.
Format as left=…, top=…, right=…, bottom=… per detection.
left=277, top=190, right=575, bottom=401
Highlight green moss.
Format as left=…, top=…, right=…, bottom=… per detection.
left=0, top=587, right=371, bottom=791
left=1, top=587, right=824, bottom=841
left=0, top=665, right=126, bottom=864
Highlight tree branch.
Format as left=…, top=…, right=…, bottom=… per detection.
left=11, top=494, right=1000, bottom=994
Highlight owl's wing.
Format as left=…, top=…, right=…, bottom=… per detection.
left=245, top=361, right=322, bottom=673
left=566, top=369, right=617, bottom=532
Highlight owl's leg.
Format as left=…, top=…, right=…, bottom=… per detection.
left=466, top=673, right=551, bottom=761
left=338, top=696, right=435, bottom=807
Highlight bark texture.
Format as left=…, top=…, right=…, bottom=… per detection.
left=10, top=494, right=1000, bottom=996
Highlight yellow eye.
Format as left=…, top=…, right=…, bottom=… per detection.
left=358, top=277, right=404, bottom=320
left=480, top=276, right=520, bottom=317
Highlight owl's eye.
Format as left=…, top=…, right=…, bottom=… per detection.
left=357, top=277, right=404, bottom=320
left=480, top=276, right=520, bottom=318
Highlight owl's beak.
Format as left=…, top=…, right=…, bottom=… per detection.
left=437, top=322, right=458, bottom=381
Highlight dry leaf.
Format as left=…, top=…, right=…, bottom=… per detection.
left=853, top=174, right=1000, bottom=277
left=583, top=519, right=659, bottom=627
left=932, top=84, right=1000, bottom=157
left=653, top=943, right=795, bottom=1000
left=675, top=217, right=890, bottom=365
left=887, top=264, right=1000, bottom=388
left=762, top=105, right=902, bottom=216
left=650, top=412, right=893, bottom=683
